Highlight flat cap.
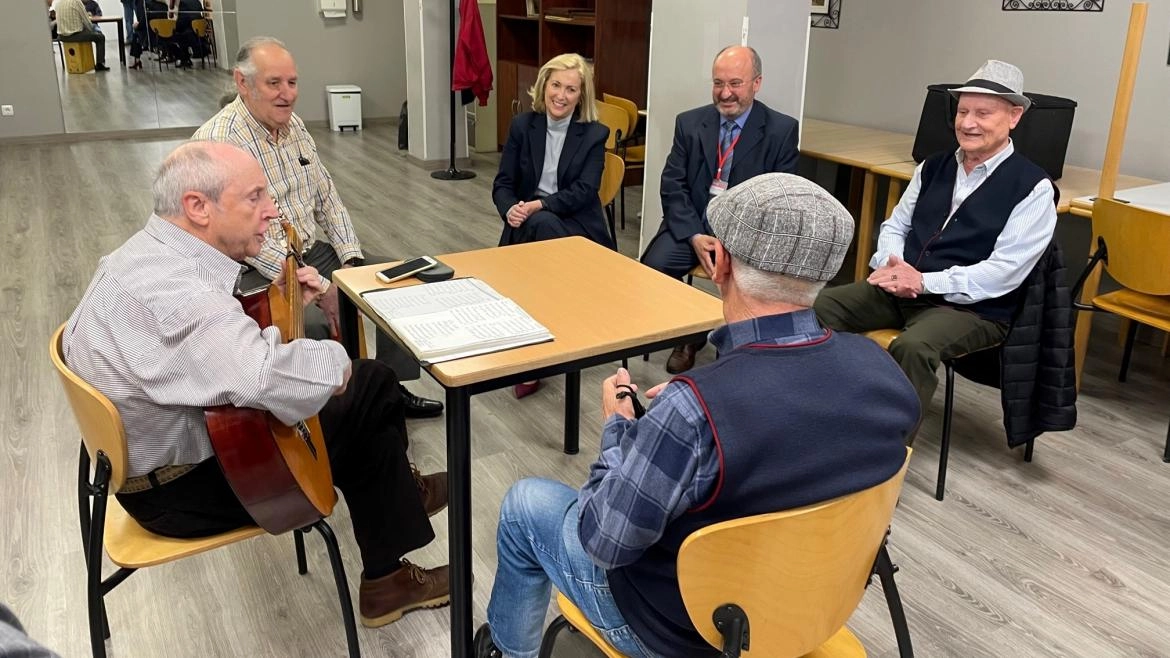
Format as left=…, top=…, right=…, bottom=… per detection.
left=707, top=173, right=853, bottom=282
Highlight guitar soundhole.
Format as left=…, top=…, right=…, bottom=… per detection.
left=295, top=421, right=318, bottom=459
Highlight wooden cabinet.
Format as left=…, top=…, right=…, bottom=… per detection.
left=494, top=0, right=651, bottom=149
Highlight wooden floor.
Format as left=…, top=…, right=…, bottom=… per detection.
left=2, top=126, right=1169, bottom=658
left=55, top=42, right=230, bottom=133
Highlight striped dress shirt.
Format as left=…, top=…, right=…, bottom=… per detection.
left=55, top=0, right=94, bottom=36
left=192, top=97, right=363, bottom=284
left=63, top=215, right=351, bottom=477
left=870, top=141, right=1057, bottom=303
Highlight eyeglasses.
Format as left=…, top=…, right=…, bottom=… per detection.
left=712, top=77, right=758, bottom=91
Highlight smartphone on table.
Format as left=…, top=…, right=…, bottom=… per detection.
left=375, top=256, right=438, bottom=283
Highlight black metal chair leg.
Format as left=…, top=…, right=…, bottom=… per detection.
left=294, top=529, right=308, bottom=575
left=936, top=362, right=955, bottom=501
left=1163, top=420, right=1170, bottom=463
left=538, top=615, right=571, bottom=658
left=875, top=544, right=914, bottom=658
left=310, top=520, right=361, bottom=658
left=619, top=182, right=626, bottom=230
left=1024, top=438, right=1034, bottom=463
left=1119, top=320, right=1138, bottom=382
left=87, top=458, right=113, bottom=658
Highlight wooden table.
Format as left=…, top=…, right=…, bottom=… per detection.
left=331, top=237, right=724, bottom=658
left=800, top=119, right=916, bottom=280
left=92, top=16, right=126, bottom=67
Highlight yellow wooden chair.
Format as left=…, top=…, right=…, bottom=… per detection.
left=595, top=100, right=629, bottom=153
left=49, top=325, right=361, bottom=658
left=599, top=152, right=625, bottom=247
left=539, top=451, right=915, bottom=658
left=189, top=18, right=216, bottom=69
left=148, top=18, right=176, bottom=71
left=601, top=93, right=646, bottom=230
left=1072, top=197, right=1170, bottom=461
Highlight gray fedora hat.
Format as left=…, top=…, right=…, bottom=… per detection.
left=707, top=173, right=853, bottom=283
left=948, top=59, right=1031, bottom=111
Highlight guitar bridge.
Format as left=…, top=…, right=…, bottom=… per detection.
left=294, top=421, right=318, bottom=459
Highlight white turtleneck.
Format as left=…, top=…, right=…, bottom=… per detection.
left=536, top=114, right=572, bottom=198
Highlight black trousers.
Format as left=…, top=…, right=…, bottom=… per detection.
left=301, top=241, right=421, bottom=382
left=640, top=227, right=700, bottom=280
left=116, top=360, right=435, bottom=578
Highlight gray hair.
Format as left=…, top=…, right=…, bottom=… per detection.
left=152, top=141, right=233, bottom=217
left=715, top=45, right=762, bottom=78
left=730, top=255, right=825, bottom=307
left=235, top=36, right=288, bottom=82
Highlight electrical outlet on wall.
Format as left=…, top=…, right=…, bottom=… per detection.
left=0, top=105, right=13, bottom=117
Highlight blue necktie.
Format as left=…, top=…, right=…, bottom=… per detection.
left=719, top=120, right=738, bottom=181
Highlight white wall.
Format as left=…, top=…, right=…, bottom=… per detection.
left=638, top=0, right=811, bottom=253
left=0, top=0, right=65, bottom=138
left=235, top=0, right=407, bottom=122
left=805, top=0, right=1170, bottom=179
left=403, top=0, right=469, bottom=162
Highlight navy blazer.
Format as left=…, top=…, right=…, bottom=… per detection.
left=492, top=111, right=614, bottom=249
left=658, top=101, right=800, bottom=242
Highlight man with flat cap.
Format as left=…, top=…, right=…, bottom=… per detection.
left=816, top=59, right=1058, bottom=429
left=472, top=173, right=920, bottom=658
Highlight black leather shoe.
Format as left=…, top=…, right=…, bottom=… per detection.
left=473, top=623, right=502, bottom=658
left=666, top=340, right=706, bottom=374
left=401, top=385, right=443, bottom=418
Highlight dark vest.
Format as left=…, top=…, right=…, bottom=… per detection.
left=607, top=331, right=918, bottom=656
left=904, top=151, right=1047, bottom=321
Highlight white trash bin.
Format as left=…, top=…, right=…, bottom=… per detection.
left=326, top=85, right=362, bottom=132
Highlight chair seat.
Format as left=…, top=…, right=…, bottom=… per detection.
left=624, top=145, right=645, bottom=163
left=1092, top=290, right=1170, bottom=333
left=104, top=496, right=266, bottom=568
left=862, top=328, right=902, bottom=350
left=555, top=592, right=626, bottom=658
left=689, top=264, right=710, bottom=280
left=555, top=592, right=865, bottom=657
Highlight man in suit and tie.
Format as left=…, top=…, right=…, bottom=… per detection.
left=641, top=45, right=801, bottom=373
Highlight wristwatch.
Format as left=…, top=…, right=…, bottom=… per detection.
left=344, top=257, right=365, bottom=267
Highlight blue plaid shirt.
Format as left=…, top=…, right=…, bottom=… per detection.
left=577, top=309, right=828, bottom=569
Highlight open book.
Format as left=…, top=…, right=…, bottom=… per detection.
left=361, top=278, right=553, bottom=364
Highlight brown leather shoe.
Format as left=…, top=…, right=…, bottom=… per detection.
left=412, top=465, right=448, bottom=517
left=359, top=560, right=450, bottom=627
left=666, top=341, right=704, bottom=374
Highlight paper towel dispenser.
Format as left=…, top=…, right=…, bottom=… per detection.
left=319, top=0, right=345, bottom=18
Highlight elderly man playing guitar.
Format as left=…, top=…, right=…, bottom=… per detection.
left=63, top=141, right=449, bottom=629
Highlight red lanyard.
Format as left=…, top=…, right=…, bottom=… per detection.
left=716, top=132, right=741, bottom=180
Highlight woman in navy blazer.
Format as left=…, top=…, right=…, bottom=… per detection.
left=492, top=53, right=614, bottom=250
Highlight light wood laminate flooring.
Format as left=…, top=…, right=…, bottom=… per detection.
left=2, top=127, right=1169, bottom=657
left=55, top=43, right=230, bottom=133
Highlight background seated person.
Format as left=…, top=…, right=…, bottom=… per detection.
left=492, top=53, right=613, bottom=250
left=63, top=141, right=450, bottom=630
left=814, top=59, right=1056, bottom=432
left=472, top=173, right=920, bottom=658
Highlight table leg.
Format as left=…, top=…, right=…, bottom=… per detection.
left=116, top=21, right=125, bottom=67
left=886, top=179, right=904, bottom=219
left=338, top=290, right=361, bottom=358
left=564, top=370, right=580, bottom=454
left=854, top=171, right=878, bottom=281
left=447, top=387, right=473, bottom=658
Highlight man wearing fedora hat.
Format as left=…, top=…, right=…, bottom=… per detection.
left=472, top=173, right=920, bottom=658
left=815, top=59, right=1058, bottom=430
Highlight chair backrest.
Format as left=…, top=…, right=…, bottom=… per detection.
left=150, top=18, right=176, bottom=38
left=1093, top=197, right=1170, bottom=296
left=599, top=152, right=624, bottom=206
left=190, top=18, right=208, bottom=37
left=677, top=449, right=911, bottom=656
left=595, top=101, right=628, bottom=152
left=49, top=324, right=131, bottom=493
left=601, top=93, right=639, bottom=140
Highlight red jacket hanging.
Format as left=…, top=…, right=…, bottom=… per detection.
left=453, top=0, right=493, bottom=106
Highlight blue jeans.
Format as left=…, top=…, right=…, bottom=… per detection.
left=486, top=478, right=657, bottom=658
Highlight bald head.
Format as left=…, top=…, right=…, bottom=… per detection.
left=234, top=37, right=299, bottom=134
left=154, top=141, right=277, bottom=260
left=711, top=45, right=762, bottom=119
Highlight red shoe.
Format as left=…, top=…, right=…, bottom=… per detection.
left=512, top=380, right=541, bottom=399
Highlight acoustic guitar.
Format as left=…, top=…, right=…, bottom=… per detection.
left=205, top=221, right=337, bottom=534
